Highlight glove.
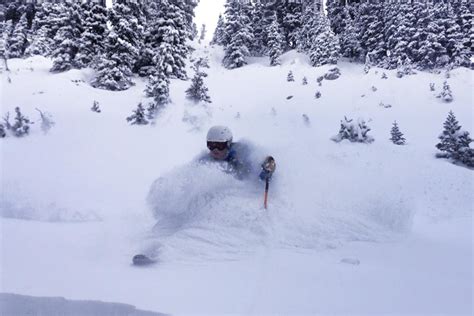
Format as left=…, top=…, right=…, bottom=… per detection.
left=259, top=156, right=276, bottom=181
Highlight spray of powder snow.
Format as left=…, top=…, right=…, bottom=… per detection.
left=142, top=154, right=415, bottom=261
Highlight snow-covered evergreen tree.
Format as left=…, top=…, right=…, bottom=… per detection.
left=211, top=14, right=226, bottom=45
left=282, top=1, right=302, bottom=49
left=436, top=111, right=473, bottom=167
left=267, top=19, right=283, bottom=66
left=147, top=0, right=189, bottom=79
left=390, top=121, right=406, bottom=145
left=50, top=3, right=83, bottom=72
left=9, top=106, right=31, bottom=137
left=309, top=16, right=340, bottom=67
left=356, top=2, right=386, bottom=65
left=223, top=0, right=254, bottom=69
left=92, top=0, right=143, bottom=90
left=297, top=5, right=324, bottom=53
left=0, top=123, right=5, bottom=138
left=126, top=103, right=149, bottom=125
left=145, top=53, right=171, bottom=108
left=332, top=116, right=374, bottom=143
left=199, top=24, right=206, bottom=43
left=249, top=1, right=266, bottom=55
left=91, top=100, right=101, bottom=113
left=75, top=2, right=108, bottom=68
left=437, top=81, right=453, bottom=103
left=339, top=6, right=361, bottom=61
left=8, top=13, right=28, bottom=58
left=302, top=76, right=308, bottom=85
left=186, top=60, right=211, bottom=104
left=0, top=20, right=14, bottom=60
left=287, top=70, right=294, bottom=82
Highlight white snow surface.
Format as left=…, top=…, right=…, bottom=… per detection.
left=0, top=46, right=473, bottom=315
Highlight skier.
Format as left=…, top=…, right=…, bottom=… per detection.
left=199, top=125, right=276, bottom=181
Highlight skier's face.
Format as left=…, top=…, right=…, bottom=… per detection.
left=210, top=148, right=229, bottom=160
left=208, top=141, right=229, bottom=160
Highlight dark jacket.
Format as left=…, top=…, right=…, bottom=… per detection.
left=198, top=142, right=262, bottom=180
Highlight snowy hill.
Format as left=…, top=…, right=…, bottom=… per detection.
left=0, top=46, right=472, bottom=315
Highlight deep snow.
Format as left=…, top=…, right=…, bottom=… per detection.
left=0, top=45, right=472, bottom=315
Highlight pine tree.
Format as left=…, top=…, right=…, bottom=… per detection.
left=282, top=1, right=302, bottom=49
left=249, top=1, right=266, bottom=55
left=126, top=103, right=149, bottom=125
left=297, top=5, right=324, bottom=53
left=186, top=61, right=211, bottom=104
left=390, top=121, right=406, bottom=145
left=10, top=107, right=31, bottom=137
left=148, top=0, right=189, bottom=79
left=437, top=81, right=453, bottom=103
left=223, top=0, right=254, bottom=69
left=287, top=70, right=294, bottom=82
left=0, top=20, right=14, bottom=60
left=199, top=24, right=207, bottom=43
left=145, top=53, right=171, bottom=108
left=92, top=1, right=143, bottom=90
left=50, top=3, right=83, bottom=72
left=91, top=100, right=101, bottom=113
left=339, top=6, right=361, bottom=61
left=309, top=17, right=340, bottom=67
left=75, top=2, right=108, bottom=68
left=436, top=111, right=473, bottom=166
left=267, top=19, right=283, bottom=66
left=8, top=13, right=28, bottom=58
left=211, top=14, right=226, bottom=45
left=357, top=2, right=386, bottom=66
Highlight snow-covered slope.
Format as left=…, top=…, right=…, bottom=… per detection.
left=1, top=46, right=472, bottom=315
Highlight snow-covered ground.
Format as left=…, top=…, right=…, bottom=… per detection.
left=1, top=46, right=472, bottom=315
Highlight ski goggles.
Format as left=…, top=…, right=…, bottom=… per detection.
left=207, top=141, right=228, bottom=151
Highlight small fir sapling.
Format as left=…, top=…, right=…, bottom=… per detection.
left=437, top=81, right=453, bottom=103
left=287, top=71, right=295, bottom=82
left=332, top=116, right=374, bottom=143
left=0, top=123, right=5, bottom=138
left=36, top=108, right=55, bottom=134
left=126, top=103, right=149, bottom=125
left=390, top=121, right=406, bottom=145
left=302, top=76, right=308, bottom=85
left=315, top=91, right=322, bottom=99
left=9, top=107, right=32, bottom=137
left=91, top=100, right=101, bottom=113
left=317, top=76, right=324, bottom=86
left=371, top=86, right=377, bottom=92
left=430, top=83, right=435, bottom=91
left=436, top=111, right=473, bottom=167
left=381, top=72, right=388, bottom=79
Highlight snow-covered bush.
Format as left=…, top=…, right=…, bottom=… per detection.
left=390, top=121, right=406, bottom=145
left=302, top=76, right=308, bottom=85
left=437, top=81, right=453, bottom=103
left=91, top=100, right=101, bottom=113
left=126, top=103, right=148, bottom=125
left=36, top=108, right=55, bottom=134
left=287, top=71, right=295, bottom=82
left=381, top=72, right=388, bottom=79
left=315, top=91, right=321, bottom=99
left=0, top=123, right=5, bottom=138
left=317, top=76, right=324, bottom=86
left=371, top=86, right=378, bottom=92
left=324, top=67, right=341, bottom=80
left=4, top=107, right=32, bottom=137
left=436, top=111, right=473, bottom=167
left=332, top=116, right=374, bottom=143
left=430, top=83, right=435, bottom=91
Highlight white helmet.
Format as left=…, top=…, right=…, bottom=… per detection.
left=207, top=125, right=233, bottom=144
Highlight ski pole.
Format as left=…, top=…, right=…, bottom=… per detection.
left=264, top=177, right=269, bottom=209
